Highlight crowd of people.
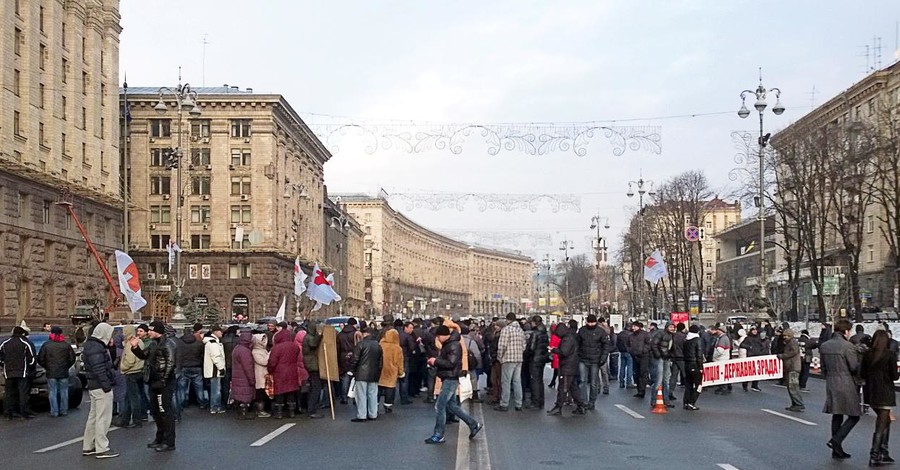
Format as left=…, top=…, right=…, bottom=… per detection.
left=1, top=313, right=898, bottom=465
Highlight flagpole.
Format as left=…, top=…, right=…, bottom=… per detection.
left=323, top=341, right=335, bottom=421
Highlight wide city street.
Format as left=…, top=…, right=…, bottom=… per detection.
left=1, top=372, right=886, bottom=470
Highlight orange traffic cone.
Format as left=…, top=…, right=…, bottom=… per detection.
left=652, top=385, right=668, bottom=414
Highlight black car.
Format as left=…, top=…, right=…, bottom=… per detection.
left=0, top=333, right=85, bottom=410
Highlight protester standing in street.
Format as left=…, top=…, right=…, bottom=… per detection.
left=798, top=329, right=817, bottom=392
left=629, top=322, right=651, bottom=399
left=740, top=326, right=766, bottom=392
left=379, top=328, right=404, bottom=414
left=130, top=321, right=177, bottom=452
left=710, top=323, right=732, bottom=395
left=302, top=322, right=324, bottom=419
left=349, top=327, right=383, bottom=422
left=424, top=325, right=482, bottom=444
left=0, top=326, right=36, bottom=419
left=81, top=322, right=118, bottom=459
left=203, top=325, right=226, bottom=414
left=38, top=326, right=75, bottom=418
left=779, top=328, right=804, bottom=412
left=548, top=322, right=586, bottom=416
left=267, top=328, right=300, bottom=419
left=526, top=316, right=549, bottom=410
left=577, top=314, right=610, bottom=410
left=617, top=325, right=634, bottom=389
left=682, top=325, right=703, bottom=411
left=230, top=330, right=256, bottom=419
left=820, top=319, right=862, bottom=460
left=860, top=330, right=899, bottom=466
left=496, top=312, right=526, bottom=412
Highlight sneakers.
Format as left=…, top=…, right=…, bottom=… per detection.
left=684, top=404, right=700, bottom=411
left=469, top=423, right=484, bottom=440
left=95, top=450, right=120, bottom=459
left=751, top=387, right=762, bottom=392
left=82, top=449, right=99, bottom=456
left=786, top=406, right=805, bottom=413
left=424, top=435, right=446, bottom=445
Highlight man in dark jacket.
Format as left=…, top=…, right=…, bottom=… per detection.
left=130, top=321, right=177, bottom=452
left=628, top=322, right=652, bottom=399
left=38, top=326, right=76, bottom=417
left=798, top=329, right=817, bottom=391
left=337, top=318, right=359, bottom=404
left=81, top=323, right=119, bottom=459
left=175, top=327, right=207, bottom=418
left=669, top=323, right=686, bottom=401
left=577, top=314, right=611, bottom=410
left=547, top=323, right=586, bottom=416
left=398, top=321, right=417, bottom=405
left=302, top=322, right=324, bottom=419
left=425, top=325, right=482, bottom=444
left=617, top=327, right=634, bottom=389
left=526, top=316, right=550, bottom=410
left=682, top=324, right=704, bottom=410
left=349, top=328, right=383, bottom=422
left=779, top=328, right=804, bottom=412
left=422, top=317, right=443, bottom=404
left=651, top=322, right=676, bottom=408
left=0, top=326, right=36, bottom=419
left=220, top=325, right=239, bottom=406
left=849, top=324, right=871, bottom=347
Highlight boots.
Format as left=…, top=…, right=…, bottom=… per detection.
left=573, top=405, right=586, bottom=415
left=547, top=405, right=562, bottom=416
left=870, top=450, right=884, bottom=467
left=882, top=426, right=894, bottom=463
left=870, top=431, right=885, bottom=467
left=272, top=404, right=285, bottom=419
left=286, top=402, right=297, bottom=419
left=255, top=402, right=270, bottom=418
left=237, top=403, right=254, bottom=420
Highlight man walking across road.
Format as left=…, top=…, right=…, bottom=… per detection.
left=81, top=322, right=119, bottom=459
left=38, top=326, right=75, bottom=417
left=779, top=328, right=804, bottom=412
left=628, top=322, right=651, bottom=399
left=820, top=319, right=863, bottom=460
left=424, top=325, right=483, bottom=444
left=130, top=321, right=178, bottom=452
left=577, top=315, right=611, bottom=410
left=496, top=313, right=525, bottom=412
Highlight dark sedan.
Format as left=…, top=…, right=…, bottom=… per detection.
left=0, top=333, right=85, bottom=410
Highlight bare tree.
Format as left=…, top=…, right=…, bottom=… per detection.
left=870, top=94, right=900, bottom=312
left=552, top=254, right=593, bottom=312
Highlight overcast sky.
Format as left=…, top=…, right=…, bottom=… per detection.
left=120, top=0, right=900, bottom=262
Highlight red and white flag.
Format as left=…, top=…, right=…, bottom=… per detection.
left=115, top=250, right=147, bottom=313
left=643, top=249, right=668, bottom=284
left=294, top=256, right=308, bottom=296
left=306, top=263, right=342, bottom=306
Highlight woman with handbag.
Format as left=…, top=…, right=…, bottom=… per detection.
left=251, top=334, right=271, bottom=418
left=861, top=330, right=899, bottom=467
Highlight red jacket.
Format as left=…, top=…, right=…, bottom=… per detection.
left=549, top=325, right=561, bottom=369
left=267, top=330, right=300, bottom=395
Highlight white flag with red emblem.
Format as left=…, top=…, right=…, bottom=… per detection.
left=643, top=249, right=668, bottom=284
left=294, top=256, right=308, bottom=296
left=115, top=250, right=147, bottom=313
left=306, top=263, right=342, bottom=306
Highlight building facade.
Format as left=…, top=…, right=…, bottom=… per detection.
left=700, top=197, right=742, bottom=308
left=123, top=86, right=330, bottom=321
left=321, top=193, right=365, bottom=318
left=714, top=216, right=777, bottom=313
left=341, top=195, right=533, bottom=318
left=0, top=0, right=124, bottom=328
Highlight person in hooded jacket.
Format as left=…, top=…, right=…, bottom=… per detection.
left=526, top=316, right=549, bottom=410
left=739, top=326, right=766, bottom=392
left=547, top=323, right=586, bottom=416
left=230, top=331, right=256, bottom=419
left=779, top=328, right=804, bottom=412
left=267, top=329, right=300, bottom=419
left=302, top=322, right=324, bottom=419
left=38, top=326, right=76, bottom=417
left=251, top=334, right=271, bottom=418
left=81, top=322, right=119, bottom=459
left=203, top=326, right=226, bottom=414
left=669, top=323, right=686, bottom=400
left=0, top=326, right=36, bottom=420
left=379, top=329, right=404, bottom=413
left=682, top=325, right=704, bottom=410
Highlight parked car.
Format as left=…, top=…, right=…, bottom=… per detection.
left=0, top=333, right=85, bottom=410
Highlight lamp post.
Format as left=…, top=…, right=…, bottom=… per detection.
left=154, top=80, right=201, bottom=322
left=541, top=254, right=552, bottom=313
left=590, top=215, right=610, bottom=312
left=627, top=175, right=655, bottom=317
left=738, top=70, right=784, bottom=310
left=559, top=240, right=574, bottom=313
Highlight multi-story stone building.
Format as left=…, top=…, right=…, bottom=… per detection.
left=340, top=195, right=533, bottom=318
left=123, top=86, right=330, bottom=321
left=321, top=193, right=365, bottom=318
left=700, top=197, right=742, bottom=307
left=714, top=216, right=776, bottom=313
left=0, top=0, right=123, bottom=328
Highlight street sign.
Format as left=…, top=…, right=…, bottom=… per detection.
left=684, top=226, right=700, bottom=242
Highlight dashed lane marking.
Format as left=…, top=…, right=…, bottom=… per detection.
left=614, top=404, right=645, bottom=419
left=761, top=408, right=818, bottom=426
left=717, top=465, right=741, bottom=470
left=456, top=401, right=491, bottom=470
left=250, top=423, right=296, bottom=447
left=33, top=426, right=120, bottom=453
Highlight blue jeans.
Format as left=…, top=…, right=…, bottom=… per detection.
left=341, top=373, right=353, bottom=402
left=649, top=357, right=660, bottom=389
left=651, top=359, right=672, bottom=406
left=48, top=378, right=69, bottom=416
left=354, top=380, right=379, bottom=419
left=579, top=362, right=601, bottom=404
left=433, top=379, right=477, bottom=439
left=618, top=352, right=634, bottom=387
left=500, top=362, right=523, bottom=408
left=123, top=373, right=145, bottom=425
left=208, top=377, right=222, bottom=412
left=176, top=367, right=207, bottom=417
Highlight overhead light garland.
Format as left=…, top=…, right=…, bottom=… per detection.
left=387, top=192, right=581, bottom=212
left=439, top=230, right=554, bottom=248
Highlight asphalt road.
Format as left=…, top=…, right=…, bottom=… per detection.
left=0, top=371, right=891, bottom=470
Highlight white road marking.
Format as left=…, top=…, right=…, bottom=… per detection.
left=615, top=404, right=645, bottom=419
left=250, top=423, right=296, bottom=447
left=717, top=465, right=741, bottom=470
left=456, top=401, right=491, bottom=470
left=33, top=426, right=120, bottom=453
left=761, top=408, right=818, bottom=426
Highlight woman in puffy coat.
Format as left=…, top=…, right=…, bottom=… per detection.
left=251, top=334, right=271, bottom=418
left=379, top=329, right=404, bottom=413
left=549, top=324, right=561, bottom=388
left=230, top=331, right=256, bottom=419
left=292, top=328, right=309, bottom=413
left=861, top=330, right=900, bottom=466
left=267, top=329, right=300, bottom=419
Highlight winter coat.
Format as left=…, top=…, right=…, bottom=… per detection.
left=132, top=335, right=176, bottom=391
left=550, top=326, right=561, bottom=369
left=497, top=321, right=526, bottom=364
left=37, top=336, right=75, bottom=379
left=293, top=330, right=309, bottom=387
left=553, top=324, right=580, bottom=376
left=739, top=334, right=766, bottom=358
left=671, top=331, right=686, bottom=360
left=120, top=328, right=145, bottom=375
left=683, top=333, right=704, bottom=368
left=861, top=350, right=899, bottom=408
left=399, top=330, right=417, bottom=359
left=0, top=333, right=35, bottom=379
left=463, top=335, right=482, bottom=370
left=251, top=334, right=269, bottom=391
left=230, top=332, right=256, bottom=404
left=203, top=335, right=226, bottom=379
left=379, top=329, right=404, bottom=388
left=529, top=324, right=550, bottom=364
left=616, top=329, right=632, bottom=353
left=577, top=324, right=611, bottom=365
left=820, top=334, right=863, bottom=416
left=628, top=329, right=651, bottom=357
left=712, top=333, right=732, bottom=362
left=798, top=334, right=817, bottom=363
left=175, top=333, right=204, bottom=370
left=350, top=335, right=383, bottom=383
left=83, top=336, right=115, bottom=391
left=302, top=324, right=321, bottom=373
left=267, top=330, right=300, bottom=395
left=221, top=330, right=238, bottom=369
left=337, top=325, right=358, bottom=374
left=434, top=331, right=464, bottom=381
left=653, top=331, right=676, bottom=360
left=778, top=335, right=801, bottom=373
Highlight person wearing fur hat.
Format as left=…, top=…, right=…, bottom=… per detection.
left=0, top=326, right=36, bottom=419
left=779, top=328, right=804, bottom=412
left=81, top=322, right=119, bottom=459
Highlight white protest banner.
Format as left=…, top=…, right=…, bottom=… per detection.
left=702, top=355, right=783, bottom=387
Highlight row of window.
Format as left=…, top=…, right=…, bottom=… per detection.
left=150, top=119, right=252, bottom=138
left=149, top=148, right=252, bottom=167
left=149, top=233, right=252, bottom=250
left=145, top=262, right=252, bottom=280
left=150, top=204, right=252, bottom=225
left=149, top=176, right=252, bottom=196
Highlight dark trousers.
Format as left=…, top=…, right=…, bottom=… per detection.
left=124, top=373, right=146, bottom=425
left=799, top=361, right=811, bottom=389
left=426, top=366, right=437, bottom=399
left=529, top=362, right=545, bottom=408
left=150, top=381, right=176, bottom=447
left=380, top=386, right=396, bottom=406
left=222, top=368, right=232, bottom=406
left=307, top=371, right=322, bottom=412
left=683, top=366, right=702, bottom=406
left=670, top=359, right=685, bottom=392
left=554, top=375, right=584, bottom=407
left=3, top=377, right=29, bottom=416
left=489, top=361, right=502, bottom=402
left=398, top=359, right=410, bottom=403
left=633, top=354, right=650, bottom=396
left=831, top=414, right=861, bottom=445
